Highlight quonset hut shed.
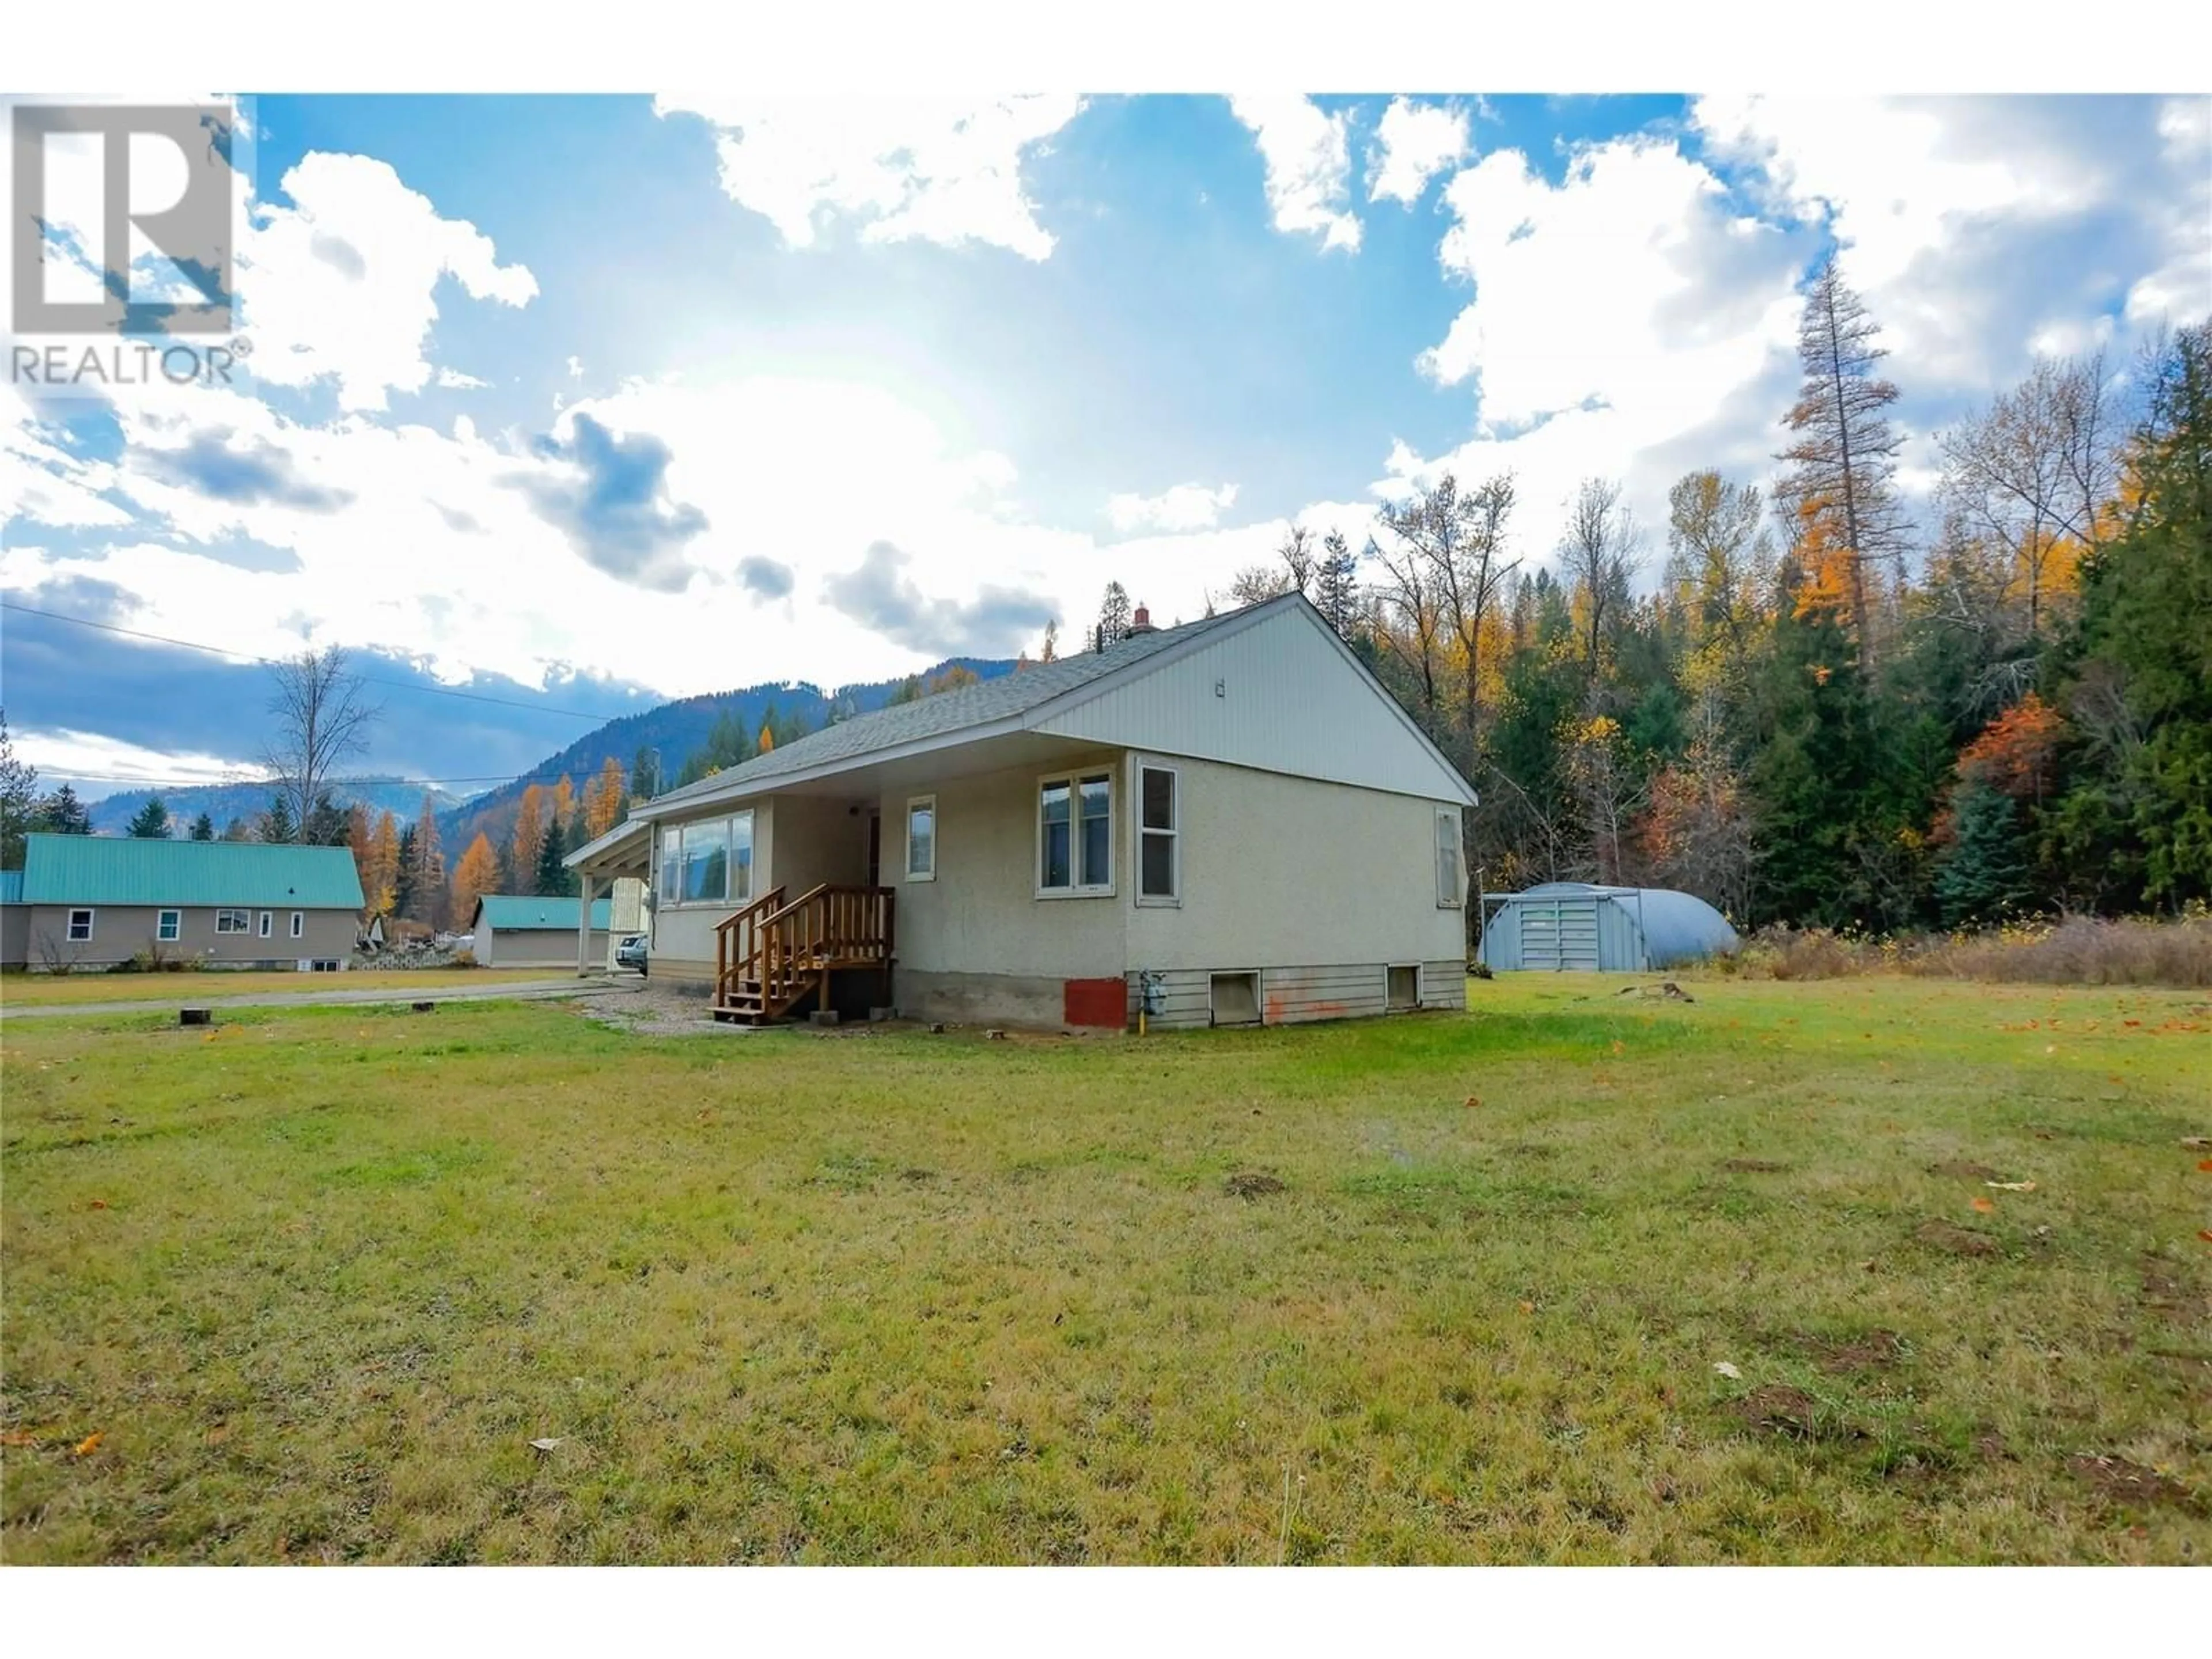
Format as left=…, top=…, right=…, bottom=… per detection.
left=1478, top=882, right=1738, bottom=972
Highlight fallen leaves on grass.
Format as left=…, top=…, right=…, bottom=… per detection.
left=1986, top=1180, right=2037, bottom=1192
left=87, top=1199, right=108, bottom=1210
left=528, top=1437, right=563, bottom=1453
left=1713, top=1361, right=1743, bottom=1379
left=73, top=1432, right=102, bottom=1457
left=1971, top=1196, right=1998, bottom=1214
left=1463, top=1095, right=1482, bottom=1109
left=1, top=1429, right=40, bottom=1448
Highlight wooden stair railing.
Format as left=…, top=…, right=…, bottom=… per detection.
left=713, top=883, right=895, bottom=1024
left=714, top=885, right=785, bottom=1010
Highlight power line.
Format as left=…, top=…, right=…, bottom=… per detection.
left=26, top=768, right=531, bottom=789
left=0, top=601, right=628, bottom=722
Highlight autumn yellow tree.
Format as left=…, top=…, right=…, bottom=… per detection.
left=450, top=832, right=499, bottom=929
left=509, top=784, right=547, bottom=889
left=584, top=755, right=627, bottom=838
left=408, top=793, right=447, bottom=930
left=552, top=773, right=577, bottom=836
left=365, top=810, right=401, bottom=916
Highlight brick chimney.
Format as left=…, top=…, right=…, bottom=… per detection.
left=1128, top=603, right=1157, bottom=635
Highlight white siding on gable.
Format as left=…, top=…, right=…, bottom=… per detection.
left=1035, top=605, right=1474, bottom=805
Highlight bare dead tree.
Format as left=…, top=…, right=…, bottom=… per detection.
left=1277, top=525, right=1318, bottom=597
left=1558, top=477, right=1643, bottom=673
left=1376, top=472, right=1520, bottom=762
left=261, top=646, right=379, bottom=843
left=1938, top=350, right=2118, bottom=642
left=1776, top=255, right=1910, bottom=666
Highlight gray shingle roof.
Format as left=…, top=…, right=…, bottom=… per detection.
left=643, top=607, right=1252, bottom=813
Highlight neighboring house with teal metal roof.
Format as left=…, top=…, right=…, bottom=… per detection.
left=468, top=894, right=612, bottom=969
left=1, top=834, right=365, bottom=972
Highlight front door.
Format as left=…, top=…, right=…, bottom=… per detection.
left=866, top=809, right=881, bottom=887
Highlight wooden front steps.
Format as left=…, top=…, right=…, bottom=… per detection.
left=712, top=882, right=894, bottom=1025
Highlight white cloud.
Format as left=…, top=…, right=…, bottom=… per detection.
left=565, top=355, right=584, bottom=380
left=238, top=151, right=537, bottom=411
left=1228, top=96, right=1362, bottom=252
left=1690, top=96, right=2205, bottom=384
left=8, top=725, right=261, bottom=793
left=1368, top=98, right=1471, bottom=206
left=1105, top=481, right=1239, bottom=533
left=654, top=95, right=1085, bottom=260
left=1397, top=134, right=1811, bottom=563
left=434, top=367, right=489, bottom=389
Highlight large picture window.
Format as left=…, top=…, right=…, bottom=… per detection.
left=216, top=908, right=249, bottom=934
left=658, top=811, right=755, bottom=906
left=1039, top=771, right=1112, bottom=895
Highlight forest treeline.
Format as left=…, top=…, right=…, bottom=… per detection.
left=1104, top=265, right=2207, bottom=933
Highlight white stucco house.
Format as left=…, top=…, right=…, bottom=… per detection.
left=565, top=593, right=1476, bottom=1029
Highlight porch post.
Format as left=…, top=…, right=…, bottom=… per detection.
left=577, top=871, right=596, bottom=976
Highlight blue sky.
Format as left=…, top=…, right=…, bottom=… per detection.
left=3, top=92, right=2207, bottom=800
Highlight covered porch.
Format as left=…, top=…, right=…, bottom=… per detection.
left=563, top=817, right=653, bottom=976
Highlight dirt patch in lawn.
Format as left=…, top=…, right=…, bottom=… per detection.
left=1926, top=1160, right=2003, bottom=1181
left=1808, top=1329, right=1905, bottom=1374
left=1223, top=1172, right=1287, bottom=1200
left=2141, top=1263, right=2210, bottom=1323
left=1720, top=1157, right=1789, bottom=1174
left=1916, top=1219, right=2001, bottom=1257
left=2066, top=1455, right=2196, bottom=1509
left=1728, top=1384, right=1821, bottom=1438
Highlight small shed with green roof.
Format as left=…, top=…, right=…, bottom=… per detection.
left=469, top=893, right=612, bottom=969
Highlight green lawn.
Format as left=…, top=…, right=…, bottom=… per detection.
left=0, top=967, right=563, bottom=1009
left=2, top=974, right=2206, bottom=1563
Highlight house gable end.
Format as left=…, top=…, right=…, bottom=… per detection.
left=1029, top=600, right=1476, bottom=804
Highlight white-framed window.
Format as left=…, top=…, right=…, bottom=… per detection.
left=1039, top=770, right=1113, bottom=896
left=290, top=911, right=305, bottom=939
left=215, top=908, right=249, bottom=934
left=1137, top=763, right=1178, bottom=904
left=657, top=810, right=755, bottom=906
left=1435, top=808, right=1464, bottom=908
left=66, top=908, right=93, bottom=942
left=157, top=910, right=181, bottom=942
left=905, top=795, right=937, bottom=881
left=259, top=910, right=274, bottom=938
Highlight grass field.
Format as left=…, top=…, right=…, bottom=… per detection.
left=2, top=974, right=2206, bottom=1563
left=0, top=968, right=562, bottom=1009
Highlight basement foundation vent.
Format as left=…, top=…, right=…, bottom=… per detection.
left=1387, top=965, right=1419, bottom=1012
left=1210, top=971, right=1261, bottom=1027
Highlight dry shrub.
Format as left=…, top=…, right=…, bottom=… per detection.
left=1903, top=915, right=2212, bottom=988
left=1722, top=912, right=2212, bottom=988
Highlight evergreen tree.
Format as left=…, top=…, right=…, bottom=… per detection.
left=260, top=793, right=297, bottom=845
left=1313, top=530, right=1361, bottom=639
left=1776, top=256, right=1909, bottom=666
left=1096, top=581, right=1132, bottom=650
left=2054, top=323, right=2212, bottom=910
left=188, top=811, right=216, bottom=841
left=0, top=710, right=37, bottom=867
left=393, top=824, right=419, bottom=921
left=34, top=783, right=92, bottom=836
left=535, top=812, right=575, bottom=897
left=126, top=796, right=172, bottom=839
left=303, top=791, right=350, bottom=847
left=1748, top=595, right=1883, bottom=927
left=1934, top=782, right=2033, bottom=927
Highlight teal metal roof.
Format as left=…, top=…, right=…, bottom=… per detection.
left=473, top=894, right=612, bottom=931
left=15, top=834, right=365, bottom=909
left=0, top=869, right=22, bottom=905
